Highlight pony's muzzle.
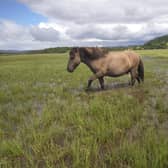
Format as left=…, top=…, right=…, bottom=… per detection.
left=67, top=67, right=73, bottom=73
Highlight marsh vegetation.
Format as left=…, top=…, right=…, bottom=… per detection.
left=0, top=49, right=168, bottom=167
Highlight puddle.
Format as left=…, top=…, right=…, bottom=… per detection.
left=86, top=82, right=131, bottom=92
left=69, top=82, right=131, bottom=94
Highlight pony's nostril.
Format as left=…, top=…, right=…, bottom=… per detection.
left=67, top=67, right=73, bottom=72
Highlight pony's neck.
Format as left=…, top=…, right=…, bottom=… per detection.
left=79, top=48, right=95, bottom=72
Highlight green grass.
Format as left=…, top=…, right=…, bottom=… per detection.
left=137, top=49, right=168, bottom=57
left=0, top=50, right=168, bottom=168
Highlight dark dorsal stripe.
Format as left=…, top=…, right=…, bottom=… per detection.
left=78, top=47, right=108, bottom=60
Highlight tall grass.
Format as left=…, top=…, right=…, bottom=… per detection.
left=0, top=50, right=168, bottom=167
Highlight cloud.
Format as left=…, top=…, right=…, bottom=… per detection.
left=19, top=0, right=168, bottom=24
left=0, top=20, right=63, bottom=50
left=67, top=24, right=131, bottom=41
left=66, top=22, right=168, bottom=44
left=30, top=27, right=60, bottom=42
left=1, top=19, right=168, bottom=50
left=0, top=20, right=31, bottom=41
left=1, top=0, right=168, bottom=49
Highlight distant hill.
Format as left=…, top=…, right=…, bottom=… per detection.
left=0, top=50, right=24, bottom=54
left=1, top=35, right=168, bottom=55
left=143, top=35, right=168, bottom=49
left=28, top=47, right=71, bottom=54
left=0, top=47, right=71, bottom=55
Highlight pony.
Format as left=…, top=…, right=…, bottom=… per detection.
left=67, top=47, right=144, bottom=89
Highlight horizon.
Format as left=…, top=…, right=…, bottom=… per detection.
left=1, top=0, right=168, bottom=50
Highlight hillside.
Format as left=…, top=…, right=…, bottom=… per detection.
left=2, top=35, right=168, bottom=55
left=143, top=35, right=168, bottom=49
left=29, top=47, right=70, bottom=54
left=0, top=47, right=71, bottom=55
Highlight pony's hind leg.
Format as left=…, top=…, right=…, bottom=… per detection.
left=98, top=77, right=104, bottom=89
left=136, top=76, right=141, bottom=84
left=87, top=80, right=92, bottom=89
left=130, top=68, right=138, bottom=86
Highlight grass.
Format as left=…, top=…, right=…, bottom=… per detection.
left=0, top=49, right=168, bottom=168
left=137, top=49, right=168, bottom=57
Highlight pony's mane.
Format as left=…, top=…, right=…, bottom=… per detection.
left=79, top=47, right=108, bottom=60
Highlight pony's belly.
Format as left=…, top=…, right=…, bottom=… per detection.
left=106, top=69, right=129, bottom=77
left=106, top=61, right=130, bottom=77
left=106, top=72, right=127, bottom=77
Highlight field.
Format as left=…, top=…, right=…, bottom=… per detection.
left=0, top=49, right=168, bottom=168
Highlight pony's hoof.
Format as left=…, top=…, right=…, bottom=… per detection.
left=128, top=81, right=132, bottom=85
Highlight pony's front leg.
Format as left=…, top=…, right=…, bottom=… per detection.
left=87, top=72, right=104, bottom=89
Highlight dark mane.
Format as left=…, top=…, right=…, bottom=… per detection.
left=79, top=47, right=108, bottom=60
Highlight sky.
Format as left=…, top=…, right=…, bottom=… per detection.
left=0, top=0, right=168, bottom=50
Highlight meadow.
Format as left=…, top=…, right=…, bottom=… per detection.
left=0, top=49, right=168, bottom=168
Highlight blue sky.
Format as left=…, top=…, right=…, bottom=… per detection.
left=0, top=0, right=168, bottom=50
left=0, top=0, right=46, bottom=25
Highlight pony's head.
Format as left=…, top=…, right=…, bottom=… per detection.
left=67, top=47, right=81, bottom=72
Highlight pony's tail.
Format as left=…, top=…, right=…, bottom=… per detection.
left=138, top=59, right=144, bottom=82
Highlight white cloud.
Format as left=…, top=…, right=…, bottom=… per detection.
left=1, top=0, right=168, bottom=49
left=30, top=27, right=60, bottom=42
left=0, top=20, right=63, bottom=50
left=19, top=0, right=168, bottom=24
left=0, top=20, right=31, bottom=41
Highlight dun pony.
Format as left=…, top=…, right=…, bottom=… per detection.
left=67, top=47, right=144, bottom=89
